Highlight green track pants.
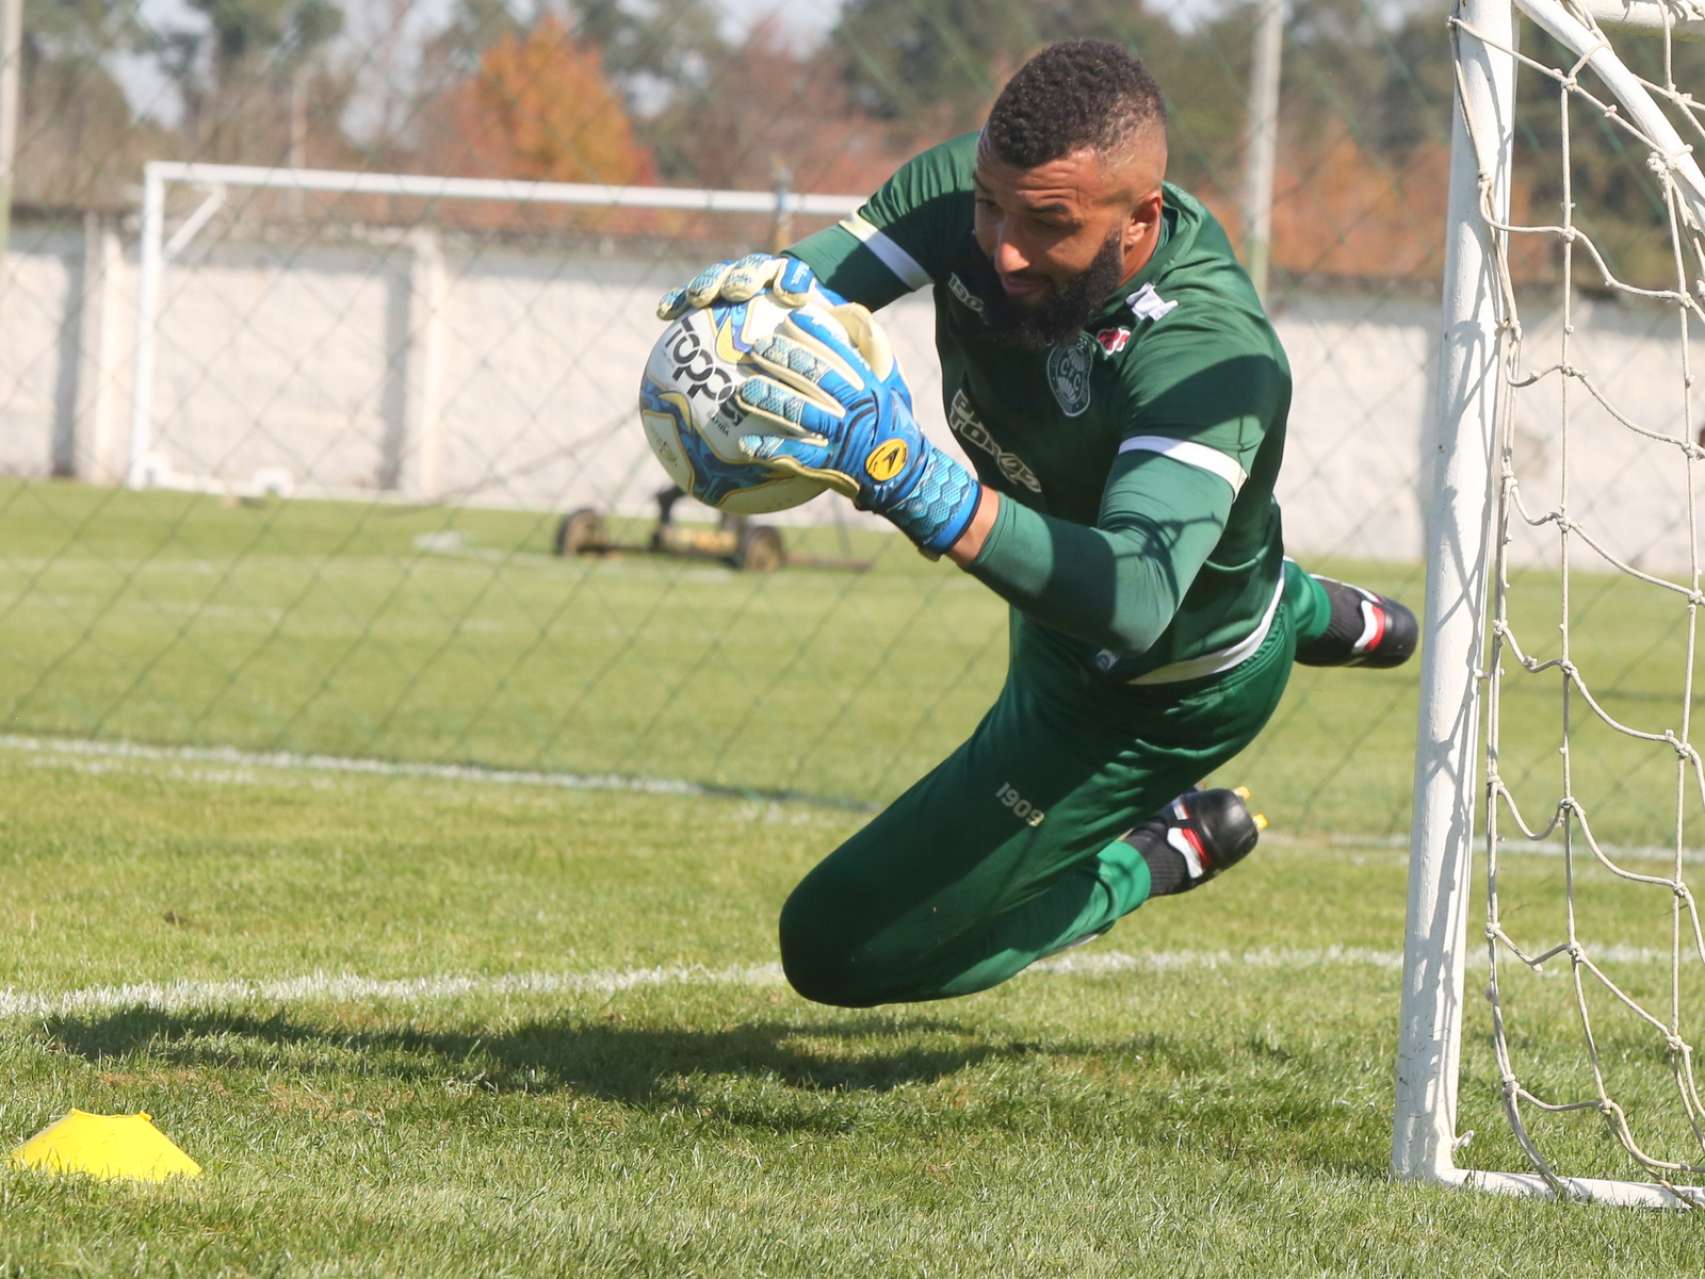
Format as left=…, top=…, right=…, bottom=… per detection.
left=779, top=571, right=1317, bottom=1007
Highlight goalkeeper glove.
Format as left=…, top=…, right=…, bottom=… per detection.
left=734, top=306, right=980, bottom=556
left=656, top=254, right=831, bottom=321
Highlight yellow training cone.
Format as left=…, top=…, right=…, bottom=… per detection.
left=8, top=1110, right=201, bottom=1182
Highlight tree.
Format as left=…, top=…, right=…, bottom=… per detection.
left=638, top=20, right=914, bottom=198
left=825, top=0, right=1290, bottom=201
left=24, top=0, right=147, bottom=60
left=569, top=0, right=727, bottom=115
left=15, top=53, right=150, bottom=208
left=414, top=0, right=524, bottom=83
left=154, top=0, right=344, bottom=156
left=828, top=0, right=1182, bottom=131
left=411, top=0, right=728, bottom=152
left=421, top=16, right=654, bottom=189
left=17, top=0, right=158, bottom=206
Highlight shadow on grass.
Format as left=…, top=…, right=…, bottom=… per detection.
left=41, top=1010, right=1392, bottom=1175
left=43, top=1006, right=1040, bottom=1105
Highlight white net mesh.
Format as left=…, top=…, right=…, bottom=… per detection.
left=1458, top=0, right=1705, bottom=1203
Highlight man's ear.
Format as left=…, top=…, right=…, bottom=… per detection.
left=1125, top=189, right=1165, bottom=255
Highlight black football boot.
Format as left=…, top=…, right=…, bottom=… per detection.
left=1294, top=574, right=1418, bottom=669
left=1119, top=786, right=1268, bottom=896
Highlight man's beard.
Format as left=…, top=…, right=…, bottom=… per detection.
left=983, top=230, right=1126, bottom=352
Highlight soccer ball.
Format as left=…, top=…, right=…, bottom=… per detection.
left=639, top=296, right=839, bottom=515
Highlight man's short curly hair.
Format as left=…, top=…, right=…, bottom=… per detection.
left=984, top=40, right=1167, bottom=169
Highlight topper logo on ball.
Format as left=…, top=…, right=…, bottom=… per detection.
left=669, top=326, right=732, bottom=402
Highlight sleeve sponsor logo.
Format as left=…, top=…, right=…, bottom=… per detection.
left=947, top=272, right=987, bottom=319
left=1126, top=282, right=1179, bottom=323
left=949, top=388, right=1042, bottom=494
left=995, top=781, right=1046, bottom=827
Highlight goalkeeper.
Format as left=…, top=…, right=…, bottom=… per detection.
left=658, top=39, right=1417, bottom=1007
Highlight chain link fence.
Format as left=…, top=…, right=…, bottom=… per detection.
left=2, top=0, right=1683, bottom=831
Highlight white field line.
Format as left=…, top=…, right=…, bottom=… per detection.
left=1310, top=830, right=1705, bottom=865
left=0, top=944, right=1681, bottom=1023
left=0, top=734, right=737, bottom=803
left=8, top=733, right=1697, bottom=862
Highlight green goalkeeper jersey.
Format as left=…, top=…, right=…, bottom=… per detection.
left=788, top=131, right=1290, bottom=686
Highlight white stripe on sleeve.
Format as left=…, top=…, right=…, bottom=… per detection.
left=838, top=214, right=933, bottom=292
left=1117, top=435, right=1248, bottom=495
left=1127, top=573, right=1285, bottom=686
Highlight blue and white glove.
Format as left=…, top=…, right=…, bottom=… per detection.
left=734, top=306, right=981, bottom=556
left=656, top=254, right=833, bottom=321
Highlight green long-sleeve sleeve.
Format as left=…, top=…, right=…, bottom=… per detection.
left=968, top=451, right=1234, bottom=658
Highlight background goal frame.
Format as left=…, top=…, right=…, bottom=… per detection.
left=1394, top=0, right=1705, bottom=1209
left=125, top=162, right=864, bottom=496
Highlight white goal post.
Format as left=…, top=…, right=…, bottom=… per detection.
left=1395, top=0, right=1705, bottom=1208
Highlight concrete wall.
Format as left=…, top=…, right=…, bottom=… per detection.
left=2, top=225, right=78, bottom=478
left=4, top=219, right=1701, bottom=571
left=3, top=217, right=132, bottom=484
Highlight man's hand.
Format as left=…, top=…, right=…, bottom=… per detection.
left=656, top=254, right=828, bottom=321
left=733, top=305, right=980, bottom=557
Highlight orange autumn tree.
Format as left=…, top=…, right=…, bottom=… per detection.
left=1193, top=132, right=1545, bottom=288
left=424, top=18, right=654, bottom=226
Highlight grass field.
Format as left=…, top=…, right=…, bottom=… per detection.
left=5, top=481, right=1705, bottom=1275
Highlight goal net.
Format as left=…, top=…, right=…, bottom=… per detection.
left=1396, top=0, right=1705, bottom=1207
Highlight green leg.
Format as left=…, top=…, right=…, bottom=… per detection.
left=1283, top=557, right=1335, bottom=646
left=778, top=609, right=1295, bottom=1007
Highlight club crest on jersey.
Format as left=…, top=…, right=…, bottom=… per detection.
left=1046, top=333, right=1095, bottom=417
left=1095, top=327, right=1132, bottom=357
